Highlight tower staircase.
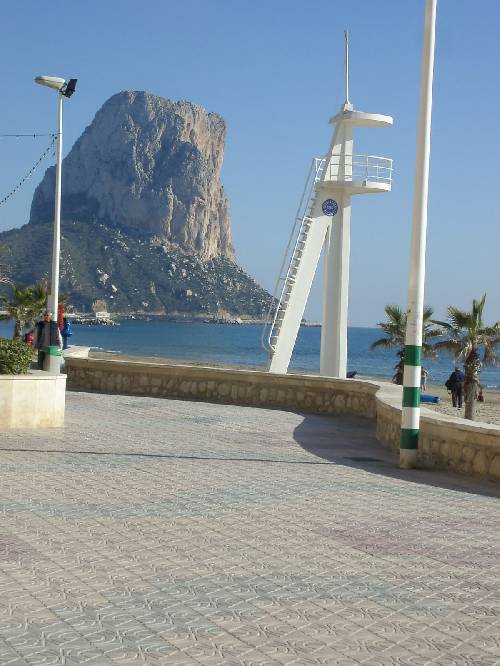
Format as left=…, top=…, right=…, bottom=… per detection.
left=262, top=150, right=393, bottom=374
left=261, top=158, right=324, bottom=360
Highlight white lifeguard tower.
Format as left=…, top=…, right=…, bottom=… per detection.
left=262, top=33, right=393, bottom=378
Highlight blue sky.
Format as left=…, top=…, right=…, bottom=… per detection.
left=0, top=0, right=499, bottom=325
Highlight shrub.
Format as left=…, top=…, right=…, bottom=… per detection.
left=0, top=338, right=33, bottom=374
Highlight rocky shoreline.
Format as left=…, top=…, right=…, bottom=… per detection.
left=70, top=312, right=268, bottom=325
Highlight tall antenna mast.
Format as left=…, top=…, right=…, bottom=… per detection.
left=344, top=30, right=350, bottom=106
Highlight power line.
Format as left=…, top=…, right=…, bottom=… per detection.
left=0, top=136, right=56, bottom=209
left=0, top=133, right=56, bottom=138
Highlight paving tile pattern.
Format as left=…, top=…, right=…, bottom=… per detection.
left=0, top=391, right=499, bottom=665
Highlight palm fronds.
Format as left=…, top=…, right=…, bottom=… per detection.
left=370, top=304, right=443, bottom=384
left=434, top=294, right=500, bottom=420
left=0, top=282, right=49, bottom=339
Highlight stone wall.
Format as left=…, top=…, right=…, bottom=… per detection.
left=65, top=357, right=377, bottom=418
left=0, top=371, right=66, bottom=429
left=375, top=383, right=500, bottom=480
left=64, top=357, right=500, bottom=481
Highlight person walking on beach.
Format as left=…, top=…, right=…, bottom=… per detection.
left=32, top=311, right=62, bottom=369
left=446, top=366, right=465, bottom=408
left=421, top=367, right=429, bottom=391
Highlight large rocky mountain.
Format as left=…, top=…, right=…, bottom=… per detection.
left=0, top=92, right=271, bottom=317
left=30, top=91, right=234, bottom=261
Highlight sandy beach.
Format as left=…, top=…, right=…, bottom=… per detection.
left=422, top=382, right=500, bottom=426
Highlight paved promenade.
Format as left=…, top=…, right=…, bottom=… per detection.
left=0, top=392, right=499, bottom=665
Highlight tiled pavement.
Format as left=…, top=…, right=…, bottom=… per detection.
left=0, top=391, right=499, bottom=665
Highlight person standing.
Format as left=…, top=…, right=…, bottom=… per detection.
left=446, top=366, right=465, bottom=408
left=32, top=311, right=63, bottom=370
left=420, top=367, right=429, bottom=391
left=24, top=329, right=34, bottom=346
left=61, top=317, right=73, bottom=350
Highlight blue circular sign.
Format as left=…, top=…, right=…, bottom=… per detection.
left=322, top=199, right=339, bottom=216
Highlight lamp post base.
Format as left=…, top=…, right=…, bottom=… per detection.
left=39, top=347, right=62, bottom=374
left=400, top=449, right=418, bottom=469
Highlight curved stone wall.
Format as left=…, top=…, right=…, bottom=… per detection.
left=375, top=382, right=500, bottom=479
left=64, top=357, right=500, bottom=481
left=65, top=357, right=378, bottom=418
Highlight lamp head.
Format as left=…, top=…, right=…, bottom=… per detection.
left=34, top=75, right=66, bottom=91
left=63, top=79, right=77, bottom=98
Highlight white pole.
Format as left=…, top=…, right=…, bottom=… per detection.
left=49, top=92, right=63, bottom=320
left=344, top=30, right=350, bottom=106
left=320, top=194, right=351, bottom=378
left=400, top=0, right=437, bottom=468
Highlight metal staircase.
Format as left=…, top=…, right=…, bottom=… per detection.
left=261, top=158, right=322, bottom=356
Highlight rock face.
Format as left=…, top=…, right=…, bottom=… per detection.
left=30, top=91, right=234, bottom=261
left=2, top=90, right=272, bottom=315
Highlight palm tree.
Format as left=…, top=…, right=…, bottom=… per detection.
left=433, top=294, right=500, bottom=420
left=0, top=283, right=47, bottom=339
left=371, top=305, right=441, bottom=385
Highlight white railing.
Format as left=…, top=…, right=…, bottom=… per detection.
left=261, top=158, right=322, bottom=353
left=315, top=154, right=393, bottom=185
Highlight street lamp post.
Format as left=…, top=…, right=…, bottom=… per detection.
left=400, top=0, right=437, bottom=468
left=34, top=76, right=77, bottom=321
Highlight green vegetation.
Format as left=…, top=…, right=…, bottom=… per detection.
left=370, top=305, right=441, bottom=385
left=0, top=283, right=47, bottom=339
left=0, top=220, right=272, bottom=317
left=372, top=297, right=500, bottom=421
left=433, top=295, right=500, bottom=420
left=0, top=338, right=33, bottom=374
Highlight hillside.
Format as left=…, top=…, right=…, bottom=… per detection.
left=0, top=220, right=271, bottom=317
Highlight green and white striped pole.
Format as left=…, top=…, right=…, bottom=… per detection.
left=400, top=0, right=437, bottom=469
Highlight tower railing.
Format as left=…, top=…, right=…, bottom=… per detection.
left=315, top=154, right=393, bottom=185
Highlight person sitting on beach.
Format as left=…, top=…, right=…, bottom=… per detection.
left=446, top=367, right=465, bottom=409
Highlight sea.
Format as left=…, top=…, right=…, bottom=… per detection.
left=2, top=319, right=500, bottom=388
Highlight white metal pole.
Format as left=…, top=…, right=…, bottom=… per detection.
left=400, top=0, right=437, bottom=468
left=49, top=92, right=63, bottom=320
left=344, top=30, right=350, bottom=106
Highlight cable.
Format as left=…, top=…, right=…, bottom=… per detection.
left=0, top=133, right=56, bottom=138
left=0, top=136, right=56, bottom=208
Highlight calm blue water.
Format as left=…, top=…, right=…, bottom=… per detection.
left=2, top=319, right=499, bottom=388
